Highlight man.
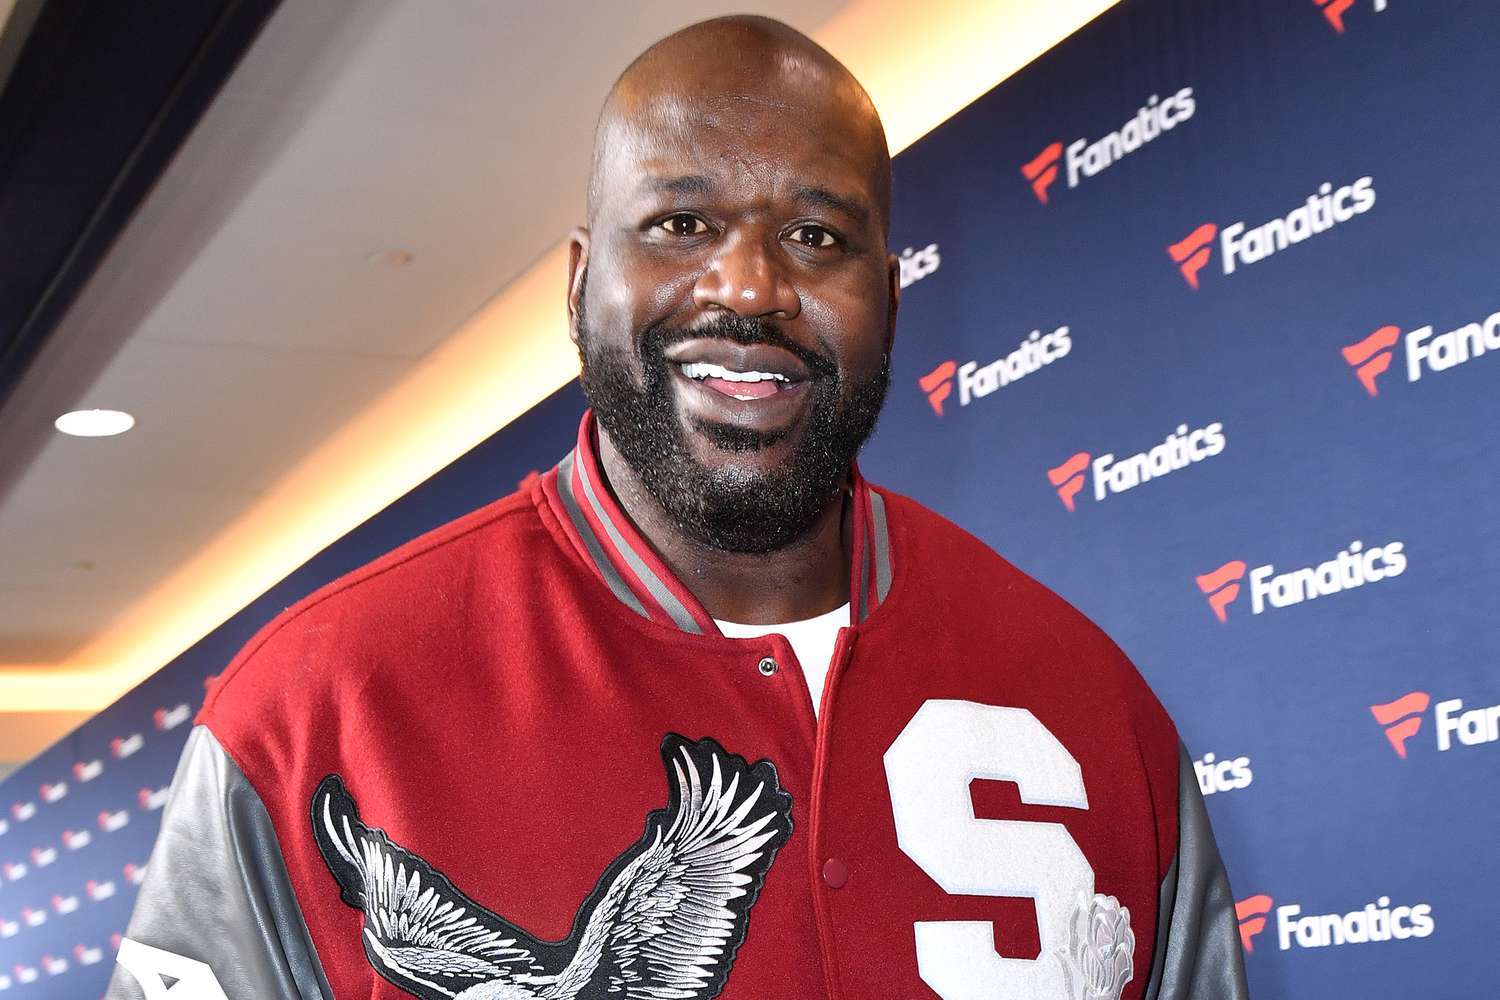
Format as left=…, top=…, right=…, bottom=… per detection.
left=111, top=16, right=1247, bottom=1000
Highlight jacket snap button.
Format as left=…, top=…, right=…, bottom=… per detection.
left=757, top=656, right=778, bottom=676
left=822, top=858, right=848, bottom=889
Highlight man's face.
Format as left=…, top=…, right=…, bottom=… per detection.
left=574, top=81, right=896, bottom=552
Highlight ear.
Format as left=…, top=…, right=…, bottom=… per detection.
left=884, top=250, right=902, bottom=354
left=567, top=227, right=591, bottom=346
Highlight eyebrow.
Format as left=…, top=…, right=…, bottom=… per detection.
left=793, top=185, right=870, bottom=226
left=642, top=174, right=717, bottom=198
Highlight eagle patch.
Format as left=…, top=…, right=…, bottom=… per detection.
left=311, top=734, right=793, bottom=999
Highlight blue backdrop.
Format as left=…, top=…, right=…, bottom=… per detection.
left=2, top=0, right=1494, bottom=996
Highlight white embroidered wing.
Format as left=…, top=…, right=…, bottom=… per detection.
left=546, top=737, right=793, bottom=1000
left=313, top=775, right=549, bottom=1000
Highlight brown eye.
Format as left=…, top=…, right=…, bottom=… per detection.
left=659, top=214, right=708, bottom=236
left=789, top=224, right=837, bottom=249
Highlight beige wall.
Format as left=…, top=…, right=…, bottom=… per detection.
left=0, top=711, right=92, bottom=775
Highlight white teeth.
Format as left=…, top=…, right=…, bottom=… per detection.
left=679, top=362, right=789, bottom=383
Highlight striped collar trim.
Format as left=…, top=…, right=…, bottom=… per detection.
left=540, top=411, right=894, bottom=635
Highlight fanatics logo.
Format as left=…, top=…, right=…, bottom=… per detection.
left=50, top=894, right=78, bottom=915
left=1237, top=894, right=1273, bottom=953
left=1342, top=326, right=1400, bottom=396
left=111, top=733, right=144, bottom=759
left=85, top=879, right=116, bottom=902
left=74, top=944, right=104, bottom=966
left=138, top=786, right=169, bottom=811
left=1315, top=0, right=1354, bottom=32
left=1315, top=0, right=1387, bottom=33
left=1370, top=691, right=1429, bottom=758
left=1021, top=142, right=1063, bottom=204
left=9, top=801, right=35, bottom=823
left=1200, top=540, right=1409, bottom=624
left=1170, top=177, right=1375, bottom=289
left=1062, top=422, right=1227, bottom=511
left=1026, top=89, right=1196, bottom=205
left=1047, top=452, right=1090, bottom=511
left=62, top=829, right=92, bottom=851
left=73, top=759, right=103, bottom=782
left=1167, top=223, right=1216, bottom=289
left=98, top=809, right=130, bottom=833
left=921, top=327, right=1074, bottom=417
left=1248, top=539, right=1406, bottom=616
left=918, top=361, right=958, bottom=416
left=1277, top=894, right=1433, bottom=950
left=124, top=862, right=148, bottom=886
left=153, top=704, right=191, bottom=731
left=1196, top=560, right=1246, bottom=623
left=40, top=782, right=66, bottom=804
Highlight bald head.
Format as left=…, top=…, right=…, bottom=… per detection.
left=566, top=17, right=900, bottom=559
left=587, top=16, right=890, bottom=232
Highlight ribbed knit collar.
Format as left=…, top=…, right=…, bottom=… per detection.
left=539, top=411, right=893, bottom=636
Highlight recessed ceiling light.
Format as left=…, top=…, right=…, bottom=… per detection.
left=366, top=249, right=414, bottom=267
left=55, top=409, right=135, bottom=437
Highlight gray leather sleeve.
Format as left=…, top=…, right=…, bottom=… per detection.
left=1142, top=744, right=1250, bottom=1000
left=106, top=725, right=333, bottom=999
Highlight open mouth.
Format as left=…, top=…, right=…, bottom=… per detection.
left=679, top=361, right=797, bottom=401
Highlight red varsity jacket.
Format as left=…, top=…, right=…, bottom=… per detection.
left=107, top=412, right=1247, bottom=1000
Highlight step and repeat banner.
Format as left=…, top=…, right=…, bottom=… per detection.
left=1, top=0, right=1493, bottom=996
left=870, top=1, right=1498, bottom=997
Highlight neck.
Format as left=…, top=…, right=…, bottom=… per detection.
left=596, top=429, right=851, bottom=625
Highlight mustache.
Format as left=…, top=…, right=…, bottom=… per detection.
left=640, top=314, right=837, bottom=380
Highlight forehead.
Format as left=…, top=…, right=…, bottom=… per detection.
left=597, top=87, right=885, bottom=213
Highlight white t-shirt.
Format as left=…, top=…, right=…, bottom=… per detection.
left=715, top=603, right=849, bottom=717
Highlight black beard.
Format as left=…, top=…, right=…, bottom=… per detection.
left=576, top=294, right=889, bottom=554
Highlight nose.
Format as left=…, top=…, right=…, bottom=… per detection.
left=692, top=232, right=801, bottom=320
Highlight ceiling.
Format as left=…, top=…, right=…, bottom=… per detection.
left=0, top=0, right=1117, bottom=765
